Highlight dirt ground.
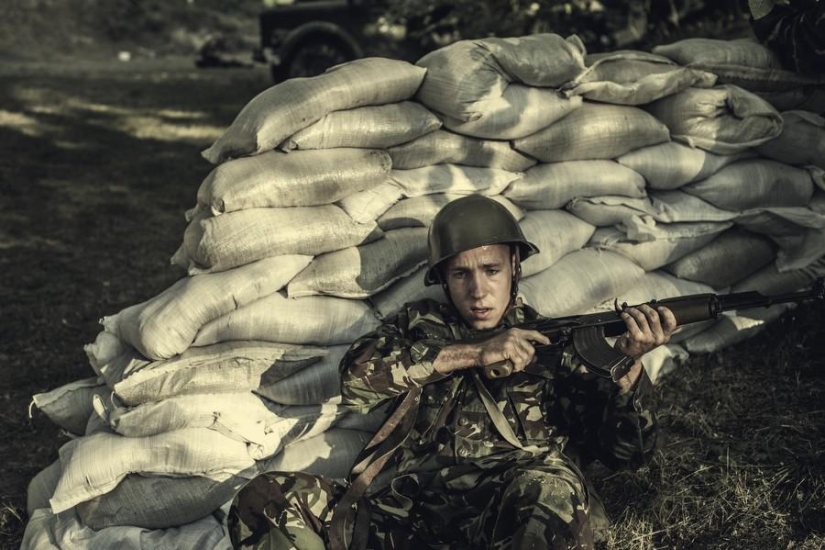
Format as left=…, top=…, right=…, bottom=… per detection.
left=2, top=50, right=824, bottom=550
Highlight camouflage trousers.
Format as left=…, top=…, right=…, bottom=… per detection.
left=230, top=452, right=596, bottom=550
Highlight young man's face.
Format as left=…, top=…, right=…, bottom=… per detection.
left=444, top=244, right=514, bottom=330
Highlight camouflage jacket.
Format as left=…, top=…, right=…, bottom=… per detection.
left=750, top=0, right=825, bottom=73
left=339, top=299, right=657, bottom=474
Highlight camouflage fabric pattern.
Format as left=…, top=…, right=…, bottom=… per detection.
left=750, top=0, right=825, bottom=73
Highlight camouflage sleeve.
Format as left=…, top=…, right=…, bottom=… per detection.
left=750, top=0, right=825, bottom=73
left=557, top=349, right=657, bottom=471
left=339, top=314, right=450, bottom=414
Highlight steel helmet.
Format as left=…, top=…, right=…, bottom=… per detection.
left=424, top=195, right=539, bottom=286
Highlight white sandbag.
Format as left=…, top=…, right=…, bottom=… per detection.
left=682, top=305, right=792, bottom=354
left=663, top=228, right=777, bottom=288
left=567, top=191, right=739, bottom=228
left=390, top=165, right=522, bottom=198
left=22, top=506, right=231, bottom=550
left=337, top=181, right=405, bottom=224
left=388, top=129, right=536, bottom=172
left=202, top=57, right=427, bottom=163
left=513, top=103, right=670, bottom=162
left=370, top=266, right=447, bottom=321
left=197, top=149, right=392, bottom=215
left=732, top=255, right=825, bottom=294
left=589, top=222, right=732, bottom=271
left=520, top=249, right=646, bottom=317
left=256, top=345, right=350, bottom=405
left=177, top=205, right=382, bottom=274
left=377, top=194, right=523, bottom=231
left=287, top=228, right=428, bottom=299
left=681, top=159, right=814, bottom=211
left=644, top=85, right=783, bottom=154
left=415, top=34, right=586, bottom=121
left=617, top=142, right=753, bottom=190
left=261, top=428, right=372, bottom=480
left=31, top=377, right=108, bottom=436
left=503, top=160, right=647, bottom=210
left=563, top=50, right=717, bottom=105
left=653, top=37, right=785, bottom=70
left=193, top=292, right=379, bottom=348
left=519, top=210, right=596, bottom=277
left=100, top=341, right=323, bottom=407
left=27, top=460, right=62, bottom=517
left=440, top=84, right=582, bottom=140
left=50, top=428, right=256, bottom=513
left=756, top=110, right=825, bottom=170
left=75, top=474, right=247, bottom=532
left=84, top=330, right=129, bottom=375
left=735, top=207, right=825, bottom=271
left=280, top=102, right=442, bottom=151
left=642, top=343, right=689, bottom=385
left=103, top=255, right=312, bottom=360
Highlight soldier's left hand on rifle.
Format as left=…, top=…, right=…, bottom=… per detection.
left=612, top=305, right=678, bottom=391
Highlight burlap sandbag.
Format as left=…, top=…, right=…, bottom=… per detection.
left=287, top=228, right=429, bottom=299
left=513, top=102, right=670, bottom=162
left=682, top=305, right=791, bottom=354
left=337, top=181, right=405, bottom=224
left=663, top=227, right=777, bottom=288
left=735, top=207, right=825, bottom=271
left=102, top=255, right=311, bottom=360
left=259, top=428, right=373, bottom=479
left=440, top=84, right=582, bottom=140
left=377, top=194, right=523, bottom=231
left=26, top=460, right=62, bottom=517
left=732, top=255, right=825, bottom=294
left=176, top=205, right=383, bottom=274
left=197, top=148, right=392, bottom=215
left=562, top=50, right=717, bottom=105
left=388, top=129, right=536, bottom=172
left=617, top=142, right=753, bottom=190
left=681, top=159, right=814, bottom=211
left=520, top=248, right=646, bottom=317
left=503, top=160, right=647, bottom=210
left=390, top=164, right=523, bottom=198
left=644, top=85, right=783, bottom=154
left=589, top=222, right=733, bottom=271
left=756, top=110, right=825, bottom=170
left=31, top=377, right=108, bottom=436
left=415, top=34, right=586, bottom=121
left=192, top=291, right=380, bottom=348
left=370, top=266, right=447, bottom=321
left=202, top=57, right=426, bottom=163
left=640, top=343, right=689, bottom=384
left=519, top=210, right=596, bottom=277
left=256, top=345, right=350, bottom=405
left=280, top=101, right=442, bottom=151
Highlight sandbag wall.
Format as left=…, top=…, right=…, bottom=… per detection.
left=23, top=35, right=825, bottom=549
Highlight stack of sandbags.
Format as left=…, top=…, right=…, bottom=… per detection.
left=23, top=37, right=825, bottom=548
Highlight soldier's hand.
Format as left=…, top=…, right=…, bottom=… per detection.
left=614, top=305, right=677, bottom=360
left=478, top=328, right=550, bottom=374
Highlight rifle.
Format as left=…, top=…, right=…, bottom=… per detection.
left=484, top=278, right=825, bottom=381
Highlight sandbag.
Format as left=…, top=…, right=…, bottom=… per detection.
left=377, top=194, right=523, bottom=231
left=370, top=266, right=447, bottom=321
left=30, top=377, right=108, bottom=436
left=503, top=160, right=647, bottom=210
left=337, top=181, right=405, bottom=224
left=27, top=460, right=62, bottom=517
left=513, top=102, right=670, bottom=162
left=663, top=228, right=777, bottom=288
left=756, top=110, right=825, bottom=170
left=96, top=341, right=323, bottom=407
left=519, top=210, right=596, bottom=278
left=202, top=57, right=427, bottom=163
left=280, top=101, right=442, bottom=151
left=388, top=129, right=536, bottom=172
left=50, top=428, right=256, bottom=513
left=617, top=142, right=752, bottom=190
left=287, top=228, right=429, bottom=299
left=177, top=205, right=382, bottom=274
left=390, top=164, right=522, bottom=198
left=681, top=159, right=814, bottom=211
left=563, top=50, right=717, bottom=105
left=102, top=255, right=311, bottom=360
left=440, top=84, right=582, bottom=140
left=682, top=305, right=792, bottom=354
left=520, top=249, right=646, bottom=317
left=260, top=428, right=373, bottom=480
left=197, top=148, right=392, bottom=215
left=732, top=255, right=825, bottom=294
left=415, top=34, right=586, bottom=121
left=589, top=222, right=732, bottom=271
left=735, top=207, right=825, bottom=271
left=644, top=85, right=783, bottom=154
left=641, top=343, right=689, bottom=384
left=192, top=291, right=380, bottom=348
left=256, top=345, right=350, bottom=405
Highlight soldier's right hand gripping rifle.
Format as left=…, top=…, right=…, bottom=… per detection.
left=484, top=278, right=825, bottom=380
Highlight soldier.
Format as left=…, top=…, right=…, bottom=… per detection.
left=230, top=195, right=678, bottom=549
left=748, top=0, right=825, bottom=73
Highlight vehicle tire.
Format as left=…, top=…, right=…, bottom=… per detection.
left=278, top=36, right=357, bottom=81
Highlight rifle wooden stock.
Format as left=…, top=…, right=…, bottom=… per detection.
left=483, top=278, right=824, bottom=380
